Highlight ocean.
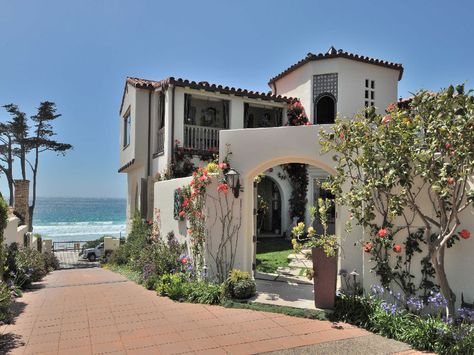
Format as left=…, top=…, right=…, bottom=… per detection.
left=32, top=197, right=126, bottom=242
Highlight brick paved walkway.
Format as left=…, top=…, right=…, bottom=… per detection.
left=0, top=268, right=428, bottom=354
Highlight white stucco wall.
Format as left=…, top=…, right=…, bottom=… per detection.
left=362, top=180, right=474, bottom=306
left=219, top=126, right=363, bottom=281
left=273, top=58, right=399, bottom=121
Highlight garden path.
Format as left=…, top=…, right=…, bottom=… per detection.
left=1, top=268, right=429, bottom=355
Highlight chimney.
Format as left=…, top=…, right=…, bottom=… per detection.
left=14, top=180, right=30, bottom=227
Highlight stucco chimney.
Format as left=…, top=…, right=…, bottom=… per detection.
left=14, top=180, right=30, bottom=227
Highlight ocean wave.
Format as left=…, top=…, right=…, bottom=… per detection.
left=41, top=221, right=118, bottom=226
left=33, top=222, right=126, bottom=240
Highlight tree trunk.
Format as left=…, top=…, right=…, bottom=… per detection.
left=28, top=149, right=39, bottom=232
left=7, top=178, right=13, bottom=206
left=431, top=245, right=456, bottom=317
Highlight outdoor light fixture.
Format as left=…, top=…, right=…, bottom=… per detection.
left=225, top=168, right=241, bottom=198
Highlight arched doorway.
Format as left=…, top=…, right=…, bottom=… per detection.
left=256, top=176, right=282, bottom=237
left=315, top=94, right=336, bottom=124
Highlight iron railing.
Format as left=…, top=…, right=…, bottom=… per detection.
left=156, top=127, right=165, bottom=154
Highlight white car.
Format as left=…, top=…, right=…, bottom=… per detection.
left=81, top=243, right=104, bottom=262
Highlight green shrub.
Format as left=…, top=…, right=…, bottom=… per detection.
left=156, top=273, right=188, bottom=301
left=185, top=281, right=222, bottom=305
left=0, top=281, right=12, bottom=322
left=333, top=292, right=474, bottom=355
left=233, top=279, right=256, bottom=299
left=14, top=247, right=47, bottom=288
left=110, top=214, right=152, bottom=268
left=222, top=269, right=256, bottom=300
left=143, top=274, right=160, bottom=290
left=42, top=252, right=60, bottom=271
left=108, top=247, right=129, bottom=265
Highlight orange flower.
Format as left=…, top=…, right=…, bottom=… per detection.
left=363, top=242, right=373, bottom=253
left=393, top=244, right=402, bottom=253
left=460, top=229, right=471, bottom=240
left=447, top=177, right=455, bottom=185
left=381, top=115, right=391, bottom=124
left=178, top=211, right=186, bottom=218
left=187, top=229, right=193, bottom=235
left=378, top=228, right=387, bottom=238
left=217, top=183, right=229, bottom=194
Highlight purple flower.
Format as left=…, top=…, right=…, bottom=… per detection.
left=371, top=284, right=385, bottom=296
left=427, top=291, right=448, bottom=309
left=380, top=302, right=398, bottom=315
left=406, top=296, right=424, bottom=312
left=457, top=307, right=474, bottom=323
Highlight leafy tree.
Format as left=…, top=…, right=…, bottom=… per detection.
left=3, top=104, right=30, bottom=180
left=320, top=85, right=474, bottom=316
left=27, top=101, right=72, bottom=231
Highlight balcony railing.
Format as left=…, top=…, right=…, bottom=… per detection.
left=156, top=127, right=165, bottom=154
left=184, top=125, right=222, bottom=151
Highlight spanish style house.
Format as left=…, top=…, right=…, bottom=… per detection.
left=119, top=46, right=402, bottom=234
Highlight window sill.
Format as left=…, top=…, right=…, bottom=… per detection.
left=122, top=144, right=130, bottom=151
left=152, top=151, right=164, bottom=159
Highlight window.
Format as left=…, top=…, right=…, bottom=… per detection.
left=244, top=103, right=283, bottom=128
left=123, top=112, right=131, bottom=148
left=155, top=94, right=165, bottom=154
left=184, top=94, right=229, bottom=128
left=365, top=79, right=375, bottom=107
left=315, top=95, right=336, bottom=124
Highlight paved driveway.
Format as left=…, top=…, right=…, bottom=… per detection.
left=0, top=268, right=425, bottom=355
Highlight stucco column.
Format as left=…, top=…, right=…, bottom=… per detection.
left=14, top=179, right=30, bottom=227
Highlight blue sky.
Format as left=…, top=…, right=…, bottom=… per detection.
left=0, top=0, right=473, bottom=198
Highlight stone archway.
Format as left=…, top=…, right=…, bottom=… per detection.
left=217, top=125, right=363, bottom=281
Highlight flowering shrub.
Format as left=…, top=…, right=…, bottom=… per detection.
left=292, top=199, right=338, bottom=265
left=286, top=101, right=310, bottom=126
left=178, top=152, right=231, bottom=273
left=333, top=285, right=474, bottom=354
left=321, top=85, right=474, bottom=315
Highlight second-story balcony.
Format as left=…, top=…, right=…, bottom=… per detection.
left=184, top=125, right=221, bottom=151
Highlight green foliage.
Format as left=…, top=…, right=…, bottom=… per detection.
left=222, top=269, right=256, bottom=300
left=13, top=247, right=47, bottom=288
left=155, top=273, right=188, bottom=301
left=222, top=300, right=328, bottom=320
left=0, top=197, right=8, bottom=276
left=102, top=263, right=143, bottom=284
left=154, top=273, right=222, bottom=304
left=137, top=234, right=186, bottom=279
left=42, top=252, right=60, bottom=272
left=184, top=281, right=222, bottom=305
left=320, top=85, right=474, bottom=314
left=0, top=281, right=12, bottom=322
left=111, top=214, right=151, bottom=267
left=333, top=292, right=474, bottom=354
left=292, top=198, right=338, bottom=259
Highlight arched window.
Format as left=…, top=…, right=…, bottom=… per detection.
left=315, top=95, right=336, bottom=124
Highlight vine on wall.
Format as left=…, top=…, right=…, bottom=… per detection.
left=363, top=227, right=440, bottom=300
left=177, top=146, right=233, bottom=274
left=283, top=100, right=311, bottom=223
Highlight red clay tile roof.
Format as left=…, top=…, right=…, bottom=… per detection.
left=126, top=76, right=295, bottom=103
left=268, top=47, right=404, bottom=86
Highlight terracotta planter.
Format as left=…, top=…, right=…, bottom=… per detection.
left=312, top=247, right=337, bottom=309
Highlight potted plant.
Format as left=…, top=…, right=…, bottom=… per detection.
left=292, top=198, right=338, bottom=309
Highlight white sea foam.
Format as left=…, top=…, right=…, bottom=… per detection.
left=33, top=221, right=126, bottom=241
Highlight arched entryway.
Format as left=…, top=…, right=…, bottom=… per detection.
left=315, top=94, right=336, bottom=124
left=256, top=176, right=282, bottom=237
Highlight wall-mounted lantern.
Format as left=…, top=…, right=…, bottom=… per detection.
left=225, top=168, right=241, bottom=198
